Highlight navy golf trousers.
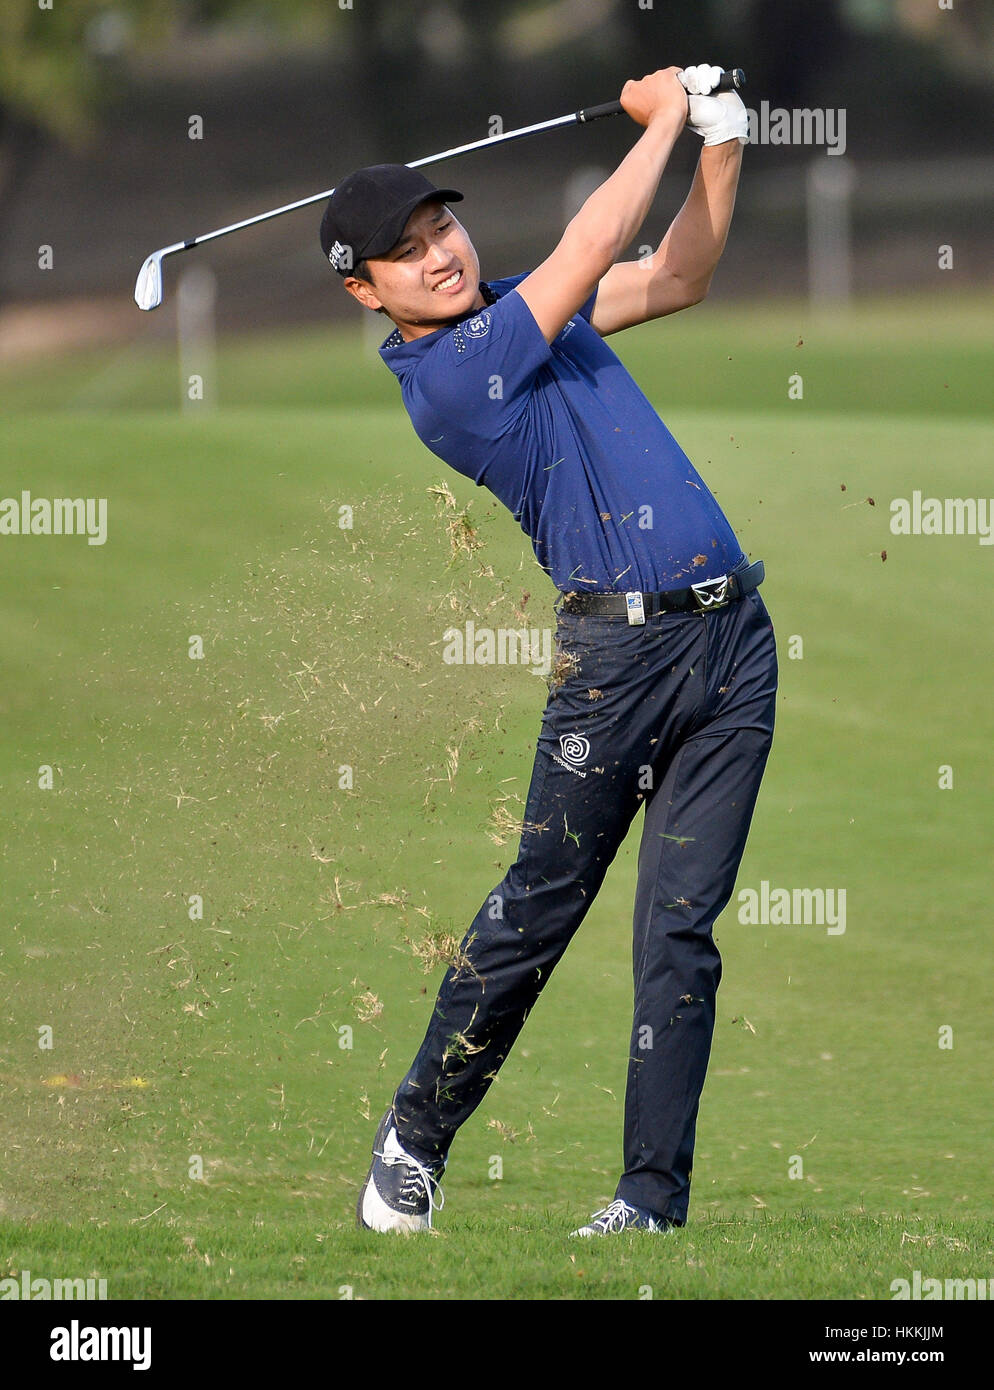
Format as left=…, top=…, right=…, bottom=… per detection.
left=391, top=583, right=778, bottom=1223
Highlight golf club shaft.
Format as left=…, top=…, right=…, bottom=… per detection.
left=161, top=100, right=644, bottom=258
left=189, top=68, right=746, bottom=251
left=135, top=67, right=745, bottom=308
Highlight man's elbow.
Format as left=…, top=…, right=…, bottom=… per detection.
left=563, top=223, right=620, bottom=281
left=681, top=274, right=712, bottom=308
left=656, top=261, right=713, bottom=312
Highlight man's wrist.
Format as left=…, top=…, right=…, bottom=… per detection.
left=636, top=110, right=686, bottom=166
left=645, top=103, right=688, bottom=138
left=700, top=136, right=745, bottom=158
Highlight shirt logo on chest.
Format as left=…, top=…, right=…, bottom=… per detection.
left=463, top=312, right=492, bottom=340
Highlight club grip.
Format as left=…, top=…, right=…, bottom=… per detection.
left=577, top=68, right=745, bottom=124
left=577, top=101, right=624, bottom=123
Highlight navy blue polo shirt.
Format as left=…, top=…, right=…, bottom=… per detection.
left=379, top=271, right=745, bottom=593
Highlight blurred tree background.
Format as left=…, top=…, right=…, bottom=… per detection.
left=1, top=0, right=992, bottom=326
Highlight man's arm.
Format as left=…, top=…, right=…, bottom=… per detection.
left=515, top=68, right=689, bottom=346
left=589, top=138, right=743, bottom=337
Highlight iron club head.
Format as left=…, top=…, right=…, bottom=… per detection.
left=134, top=251, right=164, bottom=311
left=134, top=243, right=186, bottom=311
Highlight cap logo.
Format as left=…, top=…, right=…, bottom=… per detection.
left=329, top=240, right=353, bottom=271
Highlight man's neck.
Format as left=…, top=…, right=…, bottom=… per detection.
left=395, top=282, right=492, bottom=342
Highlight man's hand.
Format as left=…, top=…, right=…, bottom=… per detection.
left=679, top=64, right=749, bottom=147
left=620, top=68, right=690, bottom=132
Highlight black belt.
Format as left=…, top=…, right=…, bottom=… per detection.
left=558, top=559, right=765, bottom=622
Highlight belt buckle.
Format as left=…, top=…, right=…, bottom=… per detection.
left=690, top=573, right=732, bottom=611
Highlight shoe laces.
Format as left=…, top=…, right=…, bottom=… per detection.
left=589, top=1199, right=640, bottom=1233
left=376, top=1137, right=446, bottom=1222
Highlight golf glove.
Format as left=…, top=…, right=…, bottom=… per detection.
left=679, top=64, right=750, bottom=147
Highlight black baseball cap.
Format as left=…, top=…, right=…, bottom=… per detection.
left=320, top=165, right=463, bottom=276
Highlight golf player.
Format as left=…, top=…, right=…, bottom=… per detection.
left=321, top=65, right=778, bottom=1236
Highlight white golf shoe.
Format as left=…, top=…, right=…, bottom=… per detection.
left=570, top=1197, right=678, bottom=1237
left=356, top=1110, right=446, bottom=1233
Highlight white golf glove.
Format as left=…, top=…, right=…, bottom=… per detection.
left=679, top=64, right=749, bottom=147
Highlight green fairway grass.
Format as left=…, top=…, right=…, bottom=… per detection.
left=2, top=1212, right=990, bottom=1301
left=2, top=290, right=993, bottom=420
left=1, top=297, right=992, bottom=1299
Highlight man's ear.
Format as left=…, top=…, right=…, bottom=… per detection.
left=344, top=276, right=384, bottom=314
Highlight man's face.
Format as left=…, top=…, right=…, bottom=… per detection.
left=344, top=200, right=485, bottom=340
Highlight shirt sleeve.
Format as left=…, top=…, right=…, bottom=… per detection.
left=412, top=288, right=553, bottom=439
left=576, top=282, right=599, bottom=323
left=489, top=270, right=599, bottom=323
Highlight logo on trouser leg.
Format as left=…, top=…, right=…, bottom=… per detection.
left=559, top=734, right=589, bottom=765
left=552, top=733, right=591, bottom=777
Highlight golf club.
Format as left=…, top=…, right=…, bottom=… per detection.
left=133, top=68, right=746, bottom=311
